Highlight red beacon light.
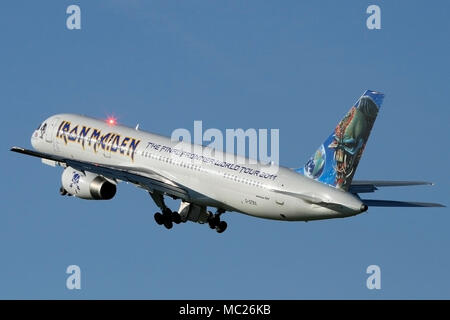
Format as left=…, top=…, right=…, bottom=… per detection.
left=106, top=116, right=117, bottom=126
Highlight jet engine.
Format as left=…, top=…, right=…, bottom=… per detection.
left=61, top=167, right=116, bottom=200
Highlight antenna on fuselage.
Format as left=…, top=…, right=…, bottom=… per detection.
left=135, top=124, right=140, bottom=130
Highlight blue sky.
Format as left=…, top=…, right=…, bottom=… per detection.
left=1, top=1, right=449, bottom=299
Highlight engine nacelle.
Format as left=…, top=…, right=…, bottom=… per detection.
left=61, top=167, right=116, bottom=200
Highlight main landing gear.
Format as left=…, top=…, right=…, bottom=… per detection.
left=154, top=208, right=182, bottom=230
left=207, top=209, right=227, bottom=233
left=148, top=191, right=228, bottom=233
left=149, top=191, right=182, bottom=230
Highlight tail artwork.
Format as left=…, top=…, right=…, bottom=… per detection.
left=297, top=90, right=384, bottom=191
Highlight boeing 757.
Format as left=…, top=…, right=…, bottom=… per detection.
left=11, top=90, right=444, bottom=233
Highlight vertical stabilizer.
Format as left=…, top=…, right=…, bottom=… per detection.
left=297, top=90, right=384, bottom=191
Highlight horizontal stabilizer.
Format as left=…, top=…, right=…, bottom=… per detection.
left=350, top=180, right=434, bottom=193
left=362, top=199, right=445, bottom=208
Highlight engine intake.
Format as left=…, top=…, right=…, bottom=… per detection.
left=61, top=167, right=116, bottom=200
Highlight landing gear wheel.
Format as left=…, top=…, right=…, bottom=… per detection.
left=172, top=212, right=182, bottom=224
left=208, top=213, right=220, bottom=229
left=216, top=221, right=227, bottom=233
left=162, top=208, right=172, bottom=218
left=163, top=219, right=173, bottom=230
left=154, top=212, right=164, bottom=225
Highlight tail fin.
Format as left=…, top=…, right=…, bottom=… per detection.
left=297, top=90, right=384, bottom=191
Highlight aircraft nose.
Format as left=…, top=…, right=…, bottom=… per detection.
left=31, top=130, right=39, bottom=149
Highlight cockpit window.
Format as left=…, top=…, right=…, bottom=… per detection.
left=39, top=123, right=47, bottom=138
left=36, top=123, right=42, bottom=130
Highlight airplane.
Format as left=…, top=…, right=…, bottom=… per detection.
left=11, top=90, right=445, bottom=233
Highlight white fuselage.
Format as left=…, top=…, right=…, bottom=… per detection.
left=31, top=114, right=365, bottom=221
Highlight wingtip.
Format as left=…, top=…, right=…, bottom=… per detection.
left=416, top=181, right=434, bottom=186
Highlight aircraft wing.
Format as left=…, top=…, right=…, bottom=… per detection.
left=350, top=180, right=445, bottom=208
left=10, top=146, right=189, bottom=199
